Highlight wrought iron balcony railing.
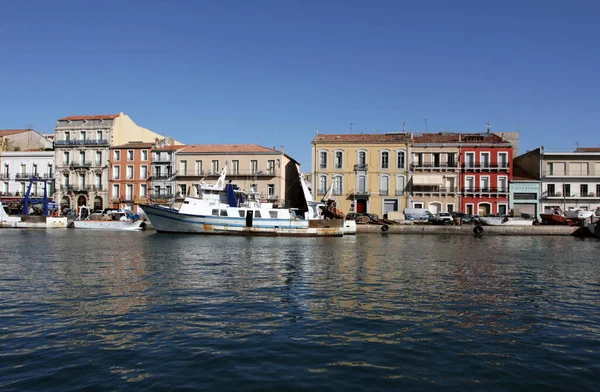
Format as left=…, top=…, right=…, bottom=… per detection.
left=411, top=186, right=459, bottom=193
left=353, top=164, right=368, bottom=171
left=69, top=161, right=92, bottom=169
left=461, top=162, right=510, bottom=170
left=55, top=139, right=109, bottom=147
left=411, top=163, right=458, bottom=170
left=462, top=187, right=509, bottom=194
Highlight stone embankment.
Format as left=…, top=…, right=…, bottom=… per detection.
left=356, top=223, right=587, bottom=236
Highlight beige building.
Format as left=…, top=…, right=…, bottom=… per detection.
left=54, top=113, right=179, bottom=211
left=311, top=133, right=412, bottom=218
left=411, top=133, right=461, bottom=213
left=173, top=144, right=303, bottom=209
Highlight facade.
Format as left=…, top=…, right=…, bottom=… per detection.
left=54, top=113, right=175, bottom=212
left=0, top=129, right=53, bottom=152
left=0, top=151, right=55, bottom=199
left=509, top=165, right=542, bottom=219
left=459, top=133, right=513, bottom=216
left=410, top=133, right=461, bottom=213
left=514, top=147, right=600, bottom=214
left=312, top=133, right=412, bottom=217
left=109, top=142, right=153, bottom=213
left=150, top=143, right=183, bottom=206
left=173, top=144, right=301, bottom=209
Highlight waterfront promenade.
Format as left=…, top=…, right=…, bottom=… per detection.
left=357, top=223, right=585, bottom=236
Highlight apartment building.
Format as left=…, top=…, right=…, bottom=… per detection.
left=514, top=147, right=600, bottom=214
left=0, top=151, right=55, bottom=201
left=411, top=133, right=461, bottom=213
left=173, top=144, right=301, bottom=208
left=459, top=133, right=513, bottom=216
left=109, top=142, right=153, bottom=213
left=54, top=113, right=174, bottom=212
left=312, top=133, right=412, bottom=217
left=150, top=142, right=183, bottom=206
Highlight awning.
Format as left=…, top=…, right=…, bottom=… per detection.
left=412, top=174, right=444, bottom=185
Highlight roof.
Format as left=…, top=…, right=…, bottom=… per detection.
left=0, top=129, right=31, bottom=137
left=58, top=114, right=120, bottom=121
left=512, top=164, right=537, bottom=181
left=575, top=147, right=600, bottom=152
left=413, top=133, right=460, bottom=143
left=312, top=133, right=412, bottom=143
left=178, top=144, right=281, bottom=153
left=111, top=142, right=155, bottom=149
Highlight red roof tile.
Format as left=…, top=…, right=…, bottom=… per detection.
left=575, top=147, right=600, bottom=152
left=58, top=114, right=120, bottom=121
left=413, top=133, right=460, bottom=143
left=0, top=129, right=31, bottom=137
left=312, top=133, right=412, bottom=143
left=179, top=144, right=281, bottom=153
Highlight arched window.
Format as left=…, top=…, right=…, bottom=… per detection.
left=395, top=175, right=406, bottom=195
left=357, top=150, right=367, bottom=169
left=318, top=175, right=328, bottom=195
left=396, top=151, right=405, bottom=169
left=381, top=150, right=390, bottom=169
left=333, top=175, right=343, bottom=195
left=319, top=150, right=328, bottom=169
left=334, top=150, right=344, bottom=169
left=380, top=175, right=390, bottom=196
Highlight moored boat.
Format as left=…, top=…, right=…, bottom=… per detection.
left=140, top=165, right=352, bottom=237
left=540, top=208, right=574, bottom=226
left=564, top=210, right=594, bottom=221
left=72, top=206, right=146, bottom=231
left=479, top=216, right=534, bottom=226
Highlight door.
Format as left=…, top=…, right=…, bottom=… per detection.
left=479, top=204, right=491, bottom=216
left=356, top=199, right=367, bottom=213
left=246, top=210, right=253, bottom=227
left=383, top=200, right=398, bottom=214
left=429, top=202, right=442, bottom=214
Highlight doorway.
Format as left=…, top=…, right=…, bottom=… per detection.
left=356, top=199, right=367, bottom=213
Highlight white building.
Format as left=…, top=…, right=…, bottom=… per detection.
left=0, top=151, right=55, bottom=198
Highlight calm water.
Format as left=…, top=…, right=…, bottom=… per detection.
left=1, top=230, right=599, bottom=391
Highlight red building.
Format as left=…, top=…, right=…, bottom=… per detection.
left=459, top=133, right=513, bottom=216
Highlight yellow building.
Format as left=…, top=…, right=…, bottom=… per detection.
left=173, top=144, right=304, bottom=209
left=312, top=133, right=412, bottom=218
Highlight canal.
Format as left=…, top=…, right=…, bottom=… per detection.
left=1, top=230, right=599, bottom=391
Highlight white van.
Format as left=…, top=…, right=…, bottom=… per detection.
left=403, top=208, right=434, bottom=222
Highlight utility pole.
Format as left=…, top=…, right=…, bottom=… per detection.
left=347, top=122, right=356, bottom=133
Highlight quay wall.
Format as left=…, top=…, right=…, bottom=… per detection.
left=356, top=224, right=584, bottom=236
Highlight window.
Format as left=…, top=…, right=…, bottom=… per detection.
left=580, top=184, right=588, bottom=197
left=333, top=176, right=343, bottom=195
left=112, top=184, right=119, bottom=199
left=95, top=173, right=102, bottom=188
left=180, top=160, right=187, bottom=175
left=80, top=131, right=86, bottom=141
left=268, top=160, right=276, bottom=174
left=414, top=202, right=424, bottom=209
left=65, top=132, right=70, bottom=141
left=318, top=175, right=328, bottom=195
left=380, top=175, right=389, bottom=196
left=358, top=151, right=366, bottom=167
left=96, top=151, right=102, bottom=165
left=113, top=150, right=120, bottom=161
left=142, top=150, right=148, bottom=161
left=250, top=160, right=258, bottom=174
left=126, top=165, right=134, bottom=179
left=47, top=163, right=53, bottom=178
left=211, top=160, right=219, bottom=173
left=395, top=175, right=405, bottom=195
left=498, top=152, right=508, bottom=168
left=480, top=152, right=490, bottom=168
left=254, top=210, right=262, bottom=218
left=319, top=151, right=328, bottom=169
left=563, top=184, right=571, bottom=197
left=79, top=173, right=85, bottom=187
left=141, top=165, right=148, bottom=180
left=112, top=165, right=120, bottom=180
left=231, top=160, right=239, bottom=175
left=166, top=185, right=172, bottom=196
left=596, top=184, right=600, bottom=196
left=547, top=184, right=556, bottom=196
left=570, top=162, right=588, bottom=176
left=220, top=209, right=228, bottom=216
left=396, top=151, right=405, bottom=169
left=466, top=204, right=474, bottom=215
left=127, top=150, right=134, bottom=161
left=480, top=177, right=490, bottom=192
left=415, top=153, right=423, bottom=167
left=97, top=131, right=103, bottom=141
left=447, top=153, right=456, bottom=167
left=498, top=177, right=507, bottom=192
left=334, top=151, right=343, bottom=169
left=179, top=184, right=187, bottom=196
left=269, top=211, right=278, bottom=218
left=498, top=204, right=508, bottom=215
left=3, top=182, right=8, bottom=194
left=447, top=204, right=454, bottom=213
left=551, top=162, right=565, bottom=175
left=465, top=177, right=475, bottom=192
left=433, top=153, right=441, bottom=167
left=357, top=175, right=366, bottom=194
left=79, top=151, right=85, bottom=164
left=465, top=152, right=475, bottom=168
left=267, top=184, right=275, bottom=198
left=63, top=174, right=69, bottom=187
left=63, top=152, right=70, bottom=165
left=126, top=184, right=133, bottom=200
left=381, top=151, right=389, bottom=169
left=20, top=163, right=26, bottom=175
left=140, top=184, right=147, bottom=197
left=196, top=160, right=204, bottom=175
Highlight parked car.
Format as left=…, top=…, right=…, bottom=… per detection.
left=433, top=212, right=454, bottom=225
left=450, top=212, right=479, bottom=224
left=404, top=208, right=435, bottom=222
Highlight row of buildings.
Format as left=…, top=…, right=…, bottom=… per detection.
left=2, top=114, right=600, bottom=219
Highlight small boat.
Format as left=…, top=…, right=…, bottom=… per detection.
left=478, top=216, right=534, bottom=226
left=564, top=210, right=594, bottom=221
left=72, top=206, right=146, bottom=231
left=540, top=208, right=574, bottom=226
left=140, top=165, right=352, bottom=237
left=588, top=221, right=600, bottom=238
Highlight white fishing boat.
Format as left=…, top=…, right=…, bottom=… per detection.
left=1, top=193, right=68, bottom=230
left=564, top=210, right=594, bottom=221
left=478, top=216, right=534, bottom=226
left=72, top=206, right=146, bottom=231
left=140, top=165, right=352, bottom=237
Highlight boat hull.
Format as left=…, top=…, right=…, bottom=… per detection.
left=0, top=216, right=68, bottom=229
left=140, top=204, right=345, bottom=236
left=72, top=220, right=146, bottom=231
left=540, top=214, right=573, bottom=226
left=479, top=217, right=534, bottom=226
left=564, top=211, right=594, bottom=220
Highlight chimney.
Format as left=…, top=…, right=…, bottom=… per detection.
left=280, top=145, right=284, bottom=153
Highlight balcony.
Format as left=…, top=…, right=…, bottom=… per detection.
left=411, top=186, right=459, bottom=195
left=461, top=162, right=510, bottom=171
left=69, top=161, right=92, bottom=169
left=542, top=192, right=599, bottom=200
left=43, top=173, right=55, bottom=179
left=462, top=187, right=509, bottom=195
left=151, top=171, right=176, bottom=180
left=395, top=190, right=406, bottom=196
left=0, top=173, right=10, bottom=180
left=354, top=164, right=368, bottom=172
left=55, top=139, right=109, bottom=147
left=348, top=189, right=371, bottom=197
left=152, top=157, right=173, bottom=163
left=150, top=193, right=174, bottom=201
left=64, top=185, right=88, bottom=193
left=411, top=163, right=458, bottom=171
left=87, top=185, right=104, bottom=191
left=379, top=190, right=389, bottom=196
left=15, top=173, right=38, bottom=180
left=542, top=170, right=598, bottom=178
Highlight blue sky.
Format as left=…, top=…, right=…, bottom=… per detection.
left=1, top=0, right=599, bottom=168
